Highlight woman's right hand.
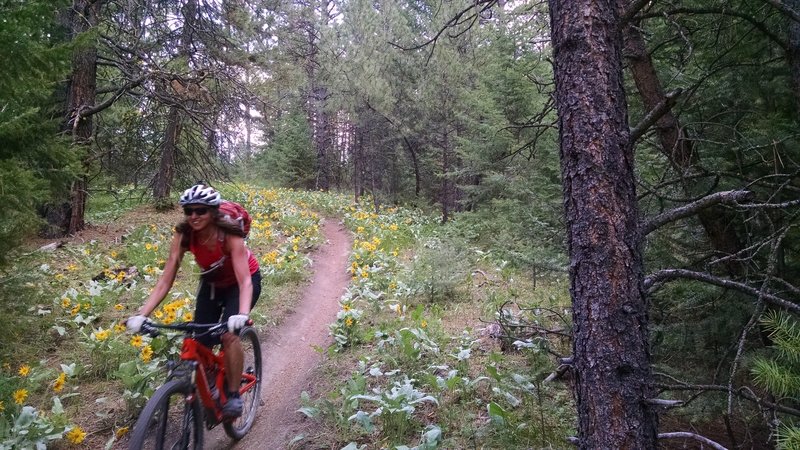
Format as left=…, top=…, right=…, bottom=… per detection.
left=126, top=315, right=148, bottom=333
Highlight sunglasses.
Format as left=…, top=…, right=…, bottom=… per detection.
left=183, top=207, right=210, bottom=216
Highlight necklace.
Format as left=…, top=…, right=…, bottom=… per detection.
left=200, top=228, right=217, bottom=246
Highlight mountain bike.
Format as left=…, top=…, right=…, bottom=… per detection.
left=127, top=321, right=262, bottom=449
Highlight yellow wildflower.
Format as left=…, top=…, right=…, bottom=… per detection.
left=53, top=372, right=66, bottom=392
left=360, top=270, right=369, bottom=278
left=0, top=400, right=4, bottom=412
left=164, top=311, right=177, bottom=324
left=83, top=249, right=90, bottom=255
left=18, top=365, right=30, bottom=377
left=114, top=322, right=127, bottom=333
left=61, top=297, right=71, bottom=308
left=130, top=335, right=143, bottom=348
left=110, top=250, right=118, bottom=258
left=55, top=273, right=65, bottom=281
left=66, top=426, right=87, bottom=444
left=145, top=243, right=153, bottom=251
left=154, top=310, right=164, bottom=319
left=389, top=224, right=398, bottom=231
left=95, top=329, right=110, bottom=341
left=343, top=304, right=351, bottom=312
left=66, top=263, right=77, bottom=271
left=13, top=389, right=28, bottom=405
left=70, top=305, right=80, bottom=316
left=141, top=345, right=153, bottom=363
left=114, top=303, right=124, bottom=311
left=183, top=312, right=193, bottom=322
left=345, top=317, right=354, bottom=327
left=421, top=320, right=428, bottom=329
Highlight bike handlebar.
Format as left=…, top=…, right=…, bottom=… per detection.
left=139, top=319, right=254, bottom=338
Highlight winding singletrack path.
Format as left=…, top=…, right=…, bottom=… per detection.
left=206, top=219, right=351, bottom=449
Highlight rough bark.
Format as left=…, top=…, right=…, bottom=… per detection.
left=64, top=0, right=100, bottom=235
left=153, top=107, right=182, bottom=202
left=548, top=0, right=657, bottom=448
left=152, top=0, right=196, bottom=203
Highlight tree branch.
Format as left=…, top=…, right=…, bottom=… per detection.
left=620, top=0, right=654, bottom=25
left=762, top=0, right=800, bottom=23
left=629, top=88, right=682, bottom=144
left=77, top=74, right=149, bottom=119
left=658, top=432, right=728, bottom=450
left=644, top=269, right=800, bottom=314
left=639, top=190, right=752, bottom=236
left=638, top=7, right=788, bottom=52
left=655, top=382, right=800, bottom=417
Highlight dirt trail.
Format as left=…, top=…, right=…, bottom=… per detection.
left=205, top=219, right=351, bottom=450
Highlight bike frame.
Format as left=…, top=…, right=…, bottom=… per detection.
left=178, top=332, right=259, bottom=424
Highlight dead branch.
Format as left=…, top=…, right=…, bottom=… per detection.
left=644, top=269, right=800, bottom=314
left=655, top=382, right=800, bottom=417
left=639, top=190, right=753, bottom=236
left=658, top=432, right=728, bottom=450
left=762, top=0, right=800, bottom=24
left=727, top=227, right=787, bottom=414
left=629, top=88, right=683, bottom=144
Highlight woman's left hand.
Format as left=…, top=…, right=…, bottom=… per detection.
left=227, top=314, right=249, bottom=332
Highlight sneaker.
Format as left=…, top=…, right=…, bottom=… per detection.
left=222, top=395, right=243, bottom=418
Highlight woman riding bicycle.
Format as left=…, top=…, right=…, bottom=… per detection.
left=127, top=183, right=261, bottom=419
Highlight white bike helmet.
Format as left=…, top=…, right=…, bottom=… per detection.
left=179, top=184, right=222, bottom=206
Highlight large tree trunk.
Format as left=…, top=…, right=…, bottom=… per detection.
left=152, top=0, right=196, bottom=204
left=153, top=107, right=182, bottom=203
left=624, top=22, right=743, bottom=274
left=548, top=1, right=657, bottom=448
left=312, top=84, right=331, bottom=190
left=440, top=129, right=451, bottom=224
left=64, top=0, right=99, bottom=235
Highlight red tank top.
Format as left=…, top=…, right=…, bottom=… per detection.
left=188, top=231, right=259, bottom=287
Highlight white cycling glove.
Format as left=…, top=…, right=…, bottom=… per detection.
left=227, top=314, right=249, bottom=332
left=127, top=315, right=148, bottom=333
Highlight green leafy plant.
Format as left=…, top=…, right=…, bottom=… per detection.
left=752, top=311, right=800, bottom=448
left=349, top=377, right=439, bottom=443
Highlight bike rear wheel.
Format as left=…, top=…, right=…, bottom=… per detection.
left=128, top=379, right=203, bottom=450
left=223, top=326, right=262, bottom=439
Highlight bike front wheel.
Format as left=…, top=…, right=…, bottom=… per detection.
left=128, top=379, right=204, bottom=450
left=223, top=326, right=262, bottom=439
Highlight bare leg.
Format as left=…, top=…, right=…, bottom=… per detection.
left=221, top=332, right=243, bottom=394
